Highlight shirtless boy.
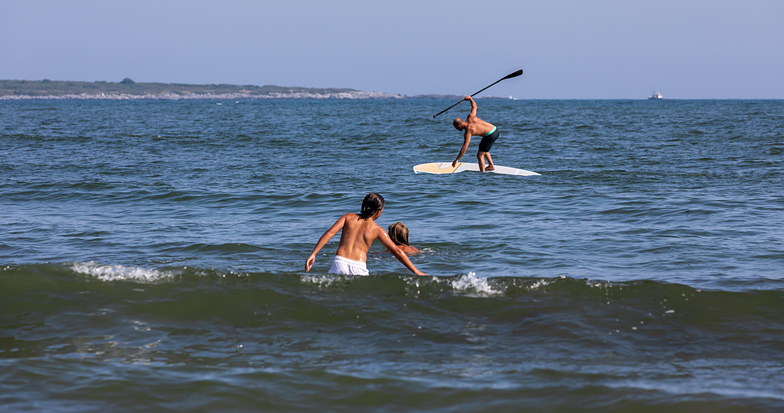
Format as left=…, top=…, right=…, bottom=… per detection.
left=305, top=193, right=427, bottom=276
left=452, top=95, right=499, bottom=172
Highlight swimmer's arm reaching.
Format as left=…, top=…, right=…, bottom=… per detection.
left=377, top=229, right=428, bottom=276
left=305, top=214, right=348, bottom=271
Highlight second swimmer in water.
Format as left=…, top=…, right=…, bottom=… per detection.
left=385, top=222, right=420, bottom=255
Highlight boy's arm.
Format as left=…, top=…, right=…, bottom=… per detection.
left=306, top=214, right=347, bottom=271
left=377, top=229, right=428, bottom=276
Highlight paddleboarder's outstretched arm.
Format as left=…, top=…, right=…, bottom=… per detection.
left=466, top=95, right=478, bottom=117
left=452, top=134, right=471, bottom=167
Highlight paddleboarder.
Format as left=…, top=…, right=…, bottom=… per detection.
left=451, top=96, right=499, bottom=172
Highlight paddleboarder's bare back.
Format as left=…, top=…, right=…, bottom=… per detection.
left=452, top=96, right=500, bottom=172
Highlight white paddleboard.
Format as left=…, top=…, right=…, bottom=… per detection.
left=413, top=162, right=539, bottom=176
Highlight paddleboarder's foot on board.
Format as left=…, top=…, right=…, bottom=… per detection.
left=486, top=166, right=495, bottom=171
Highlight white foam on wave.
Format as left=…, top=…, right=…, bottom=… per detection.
left=301, top=273, right=346, bottom=287
left=72, top=261, right=181, bottom=282
left=527, top=279, right=552, bottom=290
left=448, top=272, right=503, bottom=295
left=301, top=270, right=504, bottom=295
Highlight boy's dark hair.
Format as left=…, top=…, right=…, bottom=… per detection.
left=360, top=193, right=385, bottom=219
left=388, top=222, right=409, bottom=246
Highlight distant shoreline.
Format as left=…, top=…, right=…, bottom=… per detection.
left=0, top=91, right=406, bottom=101
left=0, top=78, right=478, bottom=101
left=0, top=92, right=490, bottom=101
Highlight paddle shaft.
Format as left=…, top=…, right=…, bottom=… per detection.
left=433, top=69, right=523, bottom=118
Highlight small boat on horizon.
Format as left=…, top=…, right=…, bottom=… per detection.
left=649, top=90, right=663, bottom=100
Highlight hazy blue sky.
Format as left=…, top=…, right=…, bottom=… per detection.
left=2, top=0, right=782, bottom=98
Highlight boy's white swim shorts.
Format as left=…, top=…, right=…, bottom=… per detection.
left=329, top=255, right=369, bottom=276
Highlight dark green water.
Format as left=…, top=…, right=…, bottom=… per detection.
left=2, top=99, right=783, bottom=411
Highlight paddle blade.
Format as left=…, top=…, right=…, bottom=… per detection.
left=503, top=69, right=523, bottom=79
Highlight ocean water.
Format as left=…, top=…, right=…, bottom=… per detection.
left=1, top=98, right=783, bottom=412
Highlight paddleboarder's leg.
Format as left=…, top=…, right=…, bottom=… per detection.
left=485, top=152, right=495, bottom=171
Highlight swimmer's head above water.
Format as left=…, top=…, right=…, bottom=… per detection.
left=360, top=192, right=384, bottom=220
left=388, top=222, right=410, bottom=246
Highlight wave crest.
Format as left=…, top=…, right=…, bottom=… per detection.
left=72, top=261, right=181, bottom=282
left=446, top=272, right=504, bottom=295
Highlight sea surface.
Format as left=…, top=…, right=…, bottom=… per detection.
left=1, top=98, right=783, bottom=412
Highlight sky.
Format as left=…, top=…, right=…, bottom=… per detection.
left=1, top=0, right=782, bottom=99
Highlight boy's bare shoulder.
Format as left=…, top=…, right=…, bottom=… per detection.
left=331, top=212, right=356, bottom=229
left=403, top=245, right=420, bottom=254
left=338, top=212, right=360, bottom=222
left=373, top=222, right=389, bottom=238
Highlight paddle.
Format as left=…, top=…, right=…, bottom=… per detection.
left=432, top=69, right=523, bottom=118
